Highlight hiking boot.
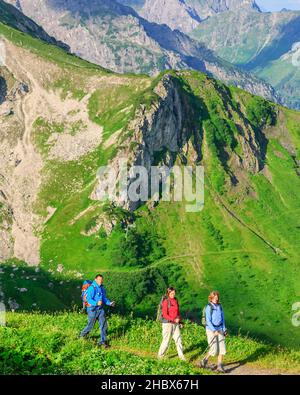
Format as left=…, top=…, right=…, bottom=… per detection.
left=217, top=364, right=226, bottom=373
left=199, top=358, right=208, bottom=369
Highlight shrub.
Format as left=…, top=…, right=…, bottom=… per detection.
left=246, top=97, right=277, bottom=130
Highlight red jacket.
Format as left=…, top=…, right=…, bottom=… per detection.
left=162, top=297, right=180, bottom=323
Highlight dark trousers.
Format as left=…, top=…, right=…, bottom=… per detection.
left=80, top=308, right=108, bottom=345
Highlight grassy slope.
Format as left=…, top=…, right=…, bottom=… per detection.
left=1, top=311, right=300, bottom=375
left=1, top=20, right=300, bottom=352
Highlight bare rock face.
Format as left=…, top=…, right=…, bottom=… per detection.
left=120, top=0, right=261, bottom=20
left=0, top=55, right=42, bottom=266
left=91, top=74, right=201, bottom=210
left=140, top=0, right=201, bottom=33
left=0, top=0, right=69, bottom=51
left=92, top=73, right=265, bottom=211
left=186, top=0, right=260, bottom=19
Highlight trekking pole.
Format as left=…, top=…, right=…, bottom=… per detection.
left=200, top=335, right=217, bottom=358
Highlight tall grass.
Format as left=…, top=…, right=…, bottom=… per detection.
left=1, top=311, right=299, bottom=375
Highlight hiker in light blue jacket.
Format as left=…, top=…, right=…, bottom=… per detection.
left=200, top=291, right=228, bottom=373
left=79, top=274, right=115, bottom=348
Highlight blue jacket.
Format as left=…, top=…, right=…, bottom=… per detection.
left=206, top=303, right=226, bottom=332
left=86, top=281, right=111, bottom=311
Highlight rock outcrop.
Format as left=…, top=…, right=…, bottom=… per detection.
left=92, top=73, right=266, bottom=210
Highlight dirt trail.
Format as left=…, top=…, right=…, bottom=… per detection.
left=113, top=345, right=294, bottom=375
left=225, top=363, right=293, bottom=375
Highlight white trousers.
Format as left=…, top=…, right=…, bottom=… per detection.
left=158, top=323, right=184, bottom=358
left=206, top=329, right=226, bottom=356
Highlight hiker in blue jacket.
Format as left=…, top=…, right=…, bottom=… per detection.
left=79, top=274, right=115, bottom=348
left=200, top=291, right=227, bottom=373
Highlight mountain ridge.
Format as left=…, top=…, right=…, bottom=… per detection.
left=0, top=0, right=69, bottom=50
left=190, top=7, right=300, bottom=109
left=3, top=0, right=280, bottom=104
left=120, top=0, right=300, bottom=111
left=119, top=0, right=261, bottom=22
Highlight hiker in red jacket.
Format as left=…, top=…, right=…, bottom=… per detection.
left=157, top=287, right=186, bottom=361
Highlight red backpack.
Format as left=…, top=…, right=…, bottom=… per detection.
left=81, top=280, right=96, bottom=308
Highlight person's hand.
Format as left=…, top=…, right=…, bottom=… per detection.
left=214, top=331, right=219, bottom=336
left=110, top=301, right=116, bottom=307
left=175, top=318, right=180, bottom=324
left=97, top=301, right=103, bottom=306
left=224, top=330, right=228, bottom=337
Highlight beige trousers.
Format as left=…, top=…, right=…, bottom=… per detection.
left=206, top=329, right=226, bottom=356
left=158, top=323, right=184, bottom=358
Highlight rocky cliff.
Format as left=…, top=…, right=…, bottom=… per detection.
left=140, top=0, right=202, bottom=33
left=0, top=0, right=69, bottom=51
left=120, top=0, right=261, bottom=21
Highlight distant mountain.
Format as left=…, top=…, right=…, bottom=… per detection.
left=136, top=0, right=202, bottom=33
left=186, top=0, right=261, bottom=17
left=191, top=8, right=300, bottom=109
left=0, top=0, right=69, bottom=50
left=119, top=1, right=300, bottom=110
left=4, top=0, right=279, bottom=103
left=119, top=0, right=261, bottom=23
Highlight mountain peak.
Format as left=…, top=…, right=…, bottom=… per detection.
left=119, top=0, right=261, bottom=21
left=140, top=0, right=202, bottom=33
left=2, top=0, right=278, bottom=104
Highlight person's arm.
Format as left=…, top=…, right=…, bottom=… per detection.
left=86, top=285, right=98, bottom=307
left=102, top=287, right=111, bottom=306
left=162, top=299, right=173, bottom=322
left=206, top=305, right=215, bottom=332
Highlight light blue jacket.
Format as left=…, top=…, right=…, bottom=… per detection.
left=86, top=281, right=111, bottom=311
left=206, top=303, right=226, bottom=332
